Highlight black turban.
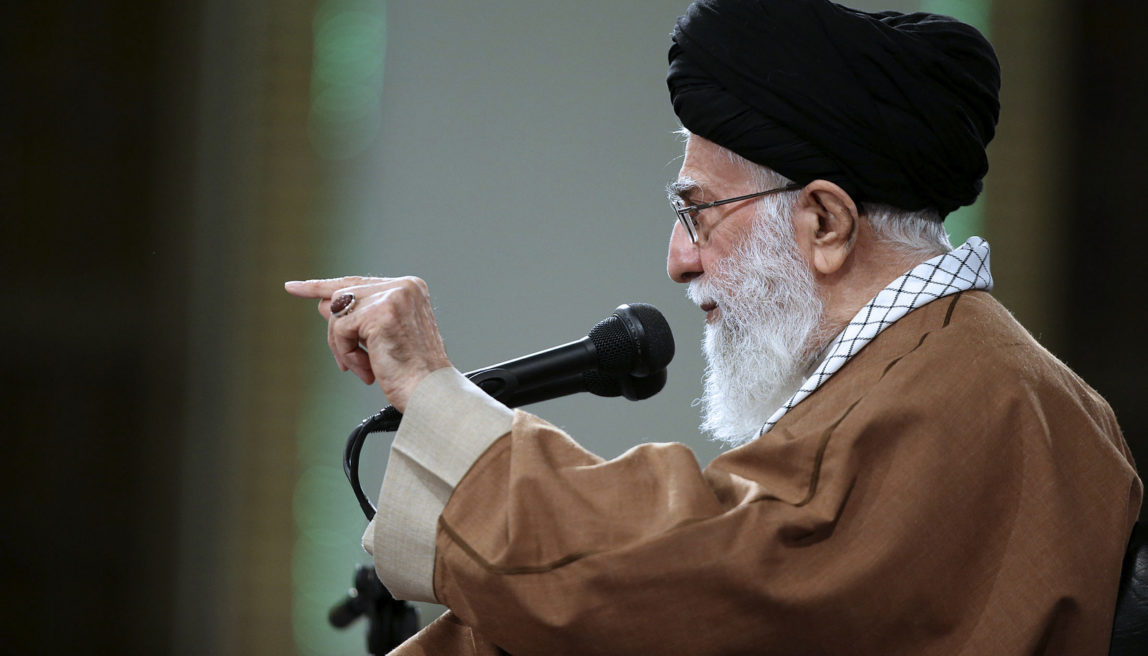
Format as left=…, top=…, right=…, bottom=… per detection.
left=667, top=0, right=1001, bottom=217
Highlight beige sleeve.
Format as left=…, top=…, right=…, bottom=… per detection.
left=360, top=367, right=512, bottom=602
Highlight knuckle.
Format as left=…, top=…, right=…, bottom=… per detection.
left=385, top=285, right=415, bottom=306
left=398, top=276, right=429, bottom=295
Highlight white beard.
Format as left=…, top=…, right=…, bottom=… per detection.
left=688, top=205, right=825, bottom=447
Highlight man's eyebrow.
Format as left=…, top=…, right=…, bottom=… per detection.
left=666, top=177, right=702, bottom=201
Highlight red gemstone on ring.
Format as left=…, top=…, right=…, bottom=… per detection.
left=331, top=293, right=355, bottom=315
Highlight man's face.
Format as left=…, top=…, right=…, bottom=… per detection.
left=667, top=135, right=768, bottom=304
left=667, top=135, right=825, bottom=446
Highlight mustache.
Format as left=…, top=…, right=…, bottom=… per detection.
left=687, top=261, right=737, bottom=307
left=687, top=278, right=718, bottom=306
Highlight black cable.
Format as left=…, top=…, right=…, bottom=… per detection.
left=344, top=406, right=403, bottom=520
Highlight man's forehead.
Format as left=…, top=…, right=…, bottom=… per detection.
left=672, top=137, right=750, bottom=199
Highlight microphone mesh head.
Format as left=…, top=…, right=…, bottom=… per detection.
left=622, top=303, right=675, bottom=372
left=623, top=369, right=667, bottom=400
left=581, top=370, right=623, bottom=397
left=588, top=315, right=638, bottom=373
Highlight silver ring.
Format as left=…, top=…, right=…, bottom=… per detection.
left=331, top=293, right=356, bottom=317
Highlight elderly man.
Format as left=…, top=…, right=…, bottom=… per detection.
left=287, top=1, right=1141, bottom=653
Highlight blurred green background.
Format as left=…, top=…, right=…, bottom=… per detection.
left=4, top=0, right=1146, bottom=653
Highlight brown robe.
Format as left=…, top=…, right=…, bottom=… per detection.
left=393, top=292, right=1141, bottom=655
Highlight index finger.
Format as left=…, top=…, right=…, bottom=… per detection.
left=284, top=276, right=382, bottom=299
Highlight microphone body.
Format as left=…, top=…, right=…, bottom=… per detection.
left=361, top=303, right=674, bottom=432
left=466, top=337, right=598, bottom=402
left=497, top=369, right=668, bottom=408
left=466, top=302, right=674, bottom=404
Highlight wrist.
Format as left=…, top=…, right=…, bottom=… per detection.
left=385, top=362, right=452, bottom=413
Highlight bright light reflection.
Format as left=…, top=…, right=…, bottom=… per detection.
left=308, top=1, right=387, bottom=160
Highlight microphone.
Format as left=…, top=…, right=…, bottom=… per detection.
left=360, top=303, right=674, bottom=432
left=464, top=302, right=675, bottom=404
left=502, top=368, right=669, bottom=408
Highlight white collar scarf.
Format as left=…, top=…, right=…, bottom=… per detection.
left=760, top=236, right=994, bottom=435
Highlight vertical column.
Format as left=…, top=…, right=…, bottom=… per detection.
left=1062, top=1, right=1148, bottom=496
left=171, top=1, right=317, bottom=654
left=233, top=5, right=320, bottom=654
left=983, top=0, right=1072, bottom=350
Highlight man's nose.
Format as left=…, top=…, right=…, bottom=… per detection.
left=667, top=220, right=702, bottom=283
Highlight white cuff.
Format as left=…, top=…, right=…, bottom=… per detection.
left=362, top=367, right=513, bottom=602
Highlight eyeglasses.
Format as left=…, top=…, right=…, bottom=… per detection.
left=670, top=182, right=802, bottom=244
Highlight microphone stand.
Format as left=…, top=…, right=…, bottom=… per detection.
left=325, top=378, right=521, bottom=652
left=328, top=564, right=420, bottom=654
left=328, top=406, right=418, bottom=654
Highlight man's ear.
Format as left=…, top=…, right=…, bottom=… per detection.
left=793, top=180, right=860, bottom=276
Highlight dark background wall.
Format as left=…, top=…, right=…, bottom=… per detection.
left=2, top=1, right=1145, bottom=653
left=1064, top=2, right=1148, bottom=465
left=2, top=2, right=185, bottom=653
